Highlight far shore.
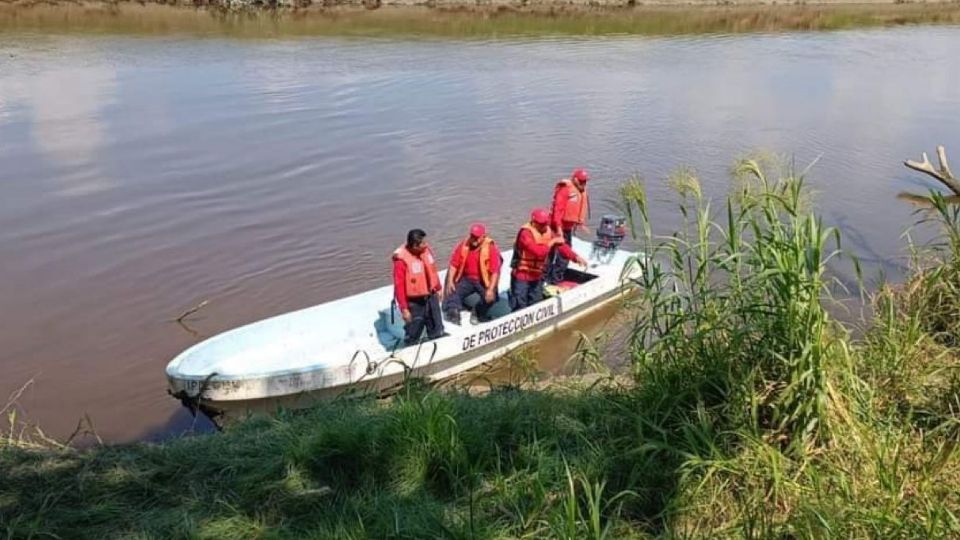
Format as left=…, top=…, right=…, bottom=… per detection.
left=2, top=1, right=960, bottom=37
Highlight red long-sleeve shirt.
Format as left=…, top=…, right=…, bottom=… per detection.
left=551, top=182, right=587, bottom=233
left=512, top=228, right=577, bottom=282
left=448, top=241, right=502, bottom=284
left=393, top=258, right=440, bottom=311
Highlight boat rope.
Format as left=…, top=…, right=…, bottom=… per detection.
left=378, top=337, right=438, bottom=382
left=167, top=372, right=223, bottom=429
left=411, top=339, right=438, bottom=371
left=349, top=349, right=377, bottom=377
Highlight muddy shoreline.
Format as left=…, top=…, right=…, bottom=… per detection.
left=2, top=1, right=959, bottom=36
left=3, top=0, right=959, bottom=8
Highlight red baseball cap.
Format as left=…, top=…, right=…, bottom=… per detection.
left=469, top=223, right=486, bottom=238
left=531, top=208, right=550, bottom=225
left=571, top=168, right=590, bottom=183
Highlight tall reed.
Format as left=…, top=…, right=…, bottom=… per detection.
left=620, top=159, right=848, bottom=453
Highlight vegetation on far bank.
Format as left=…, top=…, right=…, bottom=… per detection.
left=4, top=157, right=960, bottom=538
left=1, top=2, right=960, bottom=38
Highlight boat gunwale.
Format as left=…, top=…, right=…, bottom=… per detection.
left=168, top=281, right=636, bottom=403
left=166, top=241, right=643, bottom=384
left=165, top=278, right=616, bottom=382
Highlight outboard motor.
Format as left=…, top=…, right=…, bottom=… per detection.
left=592, top=214, right=627, bottom=263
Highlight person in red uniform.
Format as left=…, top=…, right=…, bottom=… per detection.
left=547, top=168, right=591, bottom=284
left=510, top=209, right=586, bottom=311
left=393, top=228, right=444, bottom=345
left=442, top=223, right=503, bottom=325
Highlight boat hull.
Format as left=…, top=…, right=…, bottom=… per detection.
left=167, top=283, right=630, bottom=411
left=166, top=237, right=643, bottom=409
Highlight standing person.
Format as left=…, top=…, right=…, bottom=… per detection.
left=510, top=209, right=586, bottom=311
left=392, top=229, right=444, bottom=345
left=442, top=223, right=502, bottom=325
left=547, top=168, right=591, bottom=284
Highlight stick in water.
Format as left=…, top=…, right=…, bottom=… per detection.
left=174, top=300, right=210, bottom=323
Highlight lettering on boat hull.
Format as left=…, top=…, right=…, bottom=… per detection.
left=183, top=378, right=244, bottom=395
left=461, top=304, right=557, bottom=352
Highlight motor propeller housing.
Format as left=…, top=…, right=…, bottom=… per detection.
left=591, top=214, right=627, bottom=262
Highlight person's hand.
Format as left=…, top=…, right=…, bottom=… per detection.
left=401, top=309, right=412, bottom=323
left=575, top=255, right=588, bottom=267
left=550, top=236, right=565, bottom=246
left=579, top=225, right=591, bottom=236
left=484, top=288, right=496, bottom=304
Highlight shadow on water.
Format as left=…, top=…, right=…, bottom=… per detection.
left=443, top=299, right=633, bottom=390
left=137, top=405, right=219, bottom=443
left=897, top=191, right=960, bottom=208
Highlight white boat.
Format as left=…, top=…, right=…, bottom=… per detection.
left=165, top=236, right=642, bottom=410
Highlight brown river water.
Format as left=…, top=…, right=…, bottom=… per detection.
left=1, top=28, right=959, bottom=442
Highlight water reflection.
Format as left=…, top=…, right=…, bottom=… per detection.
left=0, top=58, right=116, bottom=196
left=31, top=65, right=115, bottom=189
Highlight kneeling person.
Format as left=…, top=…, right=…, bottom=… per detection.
left=510, top=209, right=586, bottom=311
left=443, top=223, right=502, bottom=325
left=393, top=229, right=444, bottom=345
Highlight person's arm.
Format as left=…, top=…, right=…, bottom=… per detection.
left=446, top=249, right=462, bottom=295
left=558, top=242, right=587, bottom=266
left=578, top=189, right=591, bottom=235
left=485, top=244, right=503, bottom=302
left=551, top=185, right=567, bottom=233
left=427, top=248, right=443, bottom=298
left=393, top=259, right=411, bottom=321
left=444, top=270, right=457, bottom=296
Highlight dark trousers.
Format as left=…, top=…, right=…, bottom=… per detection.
left=546, top=229, right=574, bottom=284
left=405, top=294, right=444, bottom=345
left=509, top=275, right=544, bottom=312
left=443, top=278, right=495, bottom=322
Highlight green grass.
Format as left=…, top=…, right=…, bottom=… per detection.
left=4, top=157, right=960, bottom=538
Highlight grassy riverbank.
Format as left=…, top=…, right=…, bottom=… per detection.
left=1, top=2, right=960, bottom=37
left=4, top=160, right=960, bottom=537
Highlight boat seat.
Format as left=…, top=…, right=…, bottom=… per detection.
left=544, top=280, right=579, bottom=298
left=373, top=302, right=455, bottom=350
left=373, top=291, right=514, bottom=348
left=374, top=304, right=406, bottom=350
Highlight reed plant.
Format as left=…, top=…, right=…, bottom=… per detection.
left=620, top=158, right=848, bottom=453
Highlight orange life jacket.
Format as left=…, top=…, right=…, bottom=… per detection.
left=451, top=236, right=496, bottom=288
left=555, top=178, right=589, bottom=225
left=393, top=243, right=441, bottom=298
left=511, top=223, right=553, bottom=275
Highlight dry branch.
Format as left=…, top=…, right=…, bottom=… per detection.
left=904, top=145, right=960, bottom=196
left=2, top=378, right=34, bottom=416
left=173, top=299, right=209, bottom=323
left=64, top=413, right=103, bottom=447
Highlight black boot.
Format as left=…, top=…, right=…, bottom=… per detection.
left=444, top=310, right=461, bottom=325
